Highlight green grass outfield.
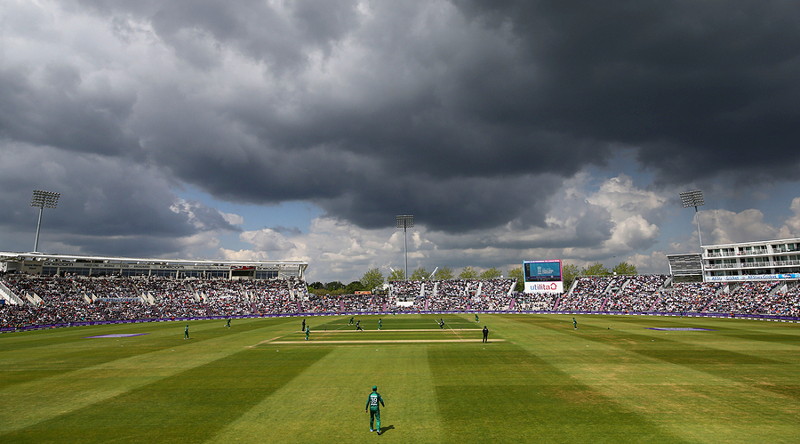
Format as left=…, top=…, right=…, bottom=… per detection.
left=0, top=314, right=798, bottom=443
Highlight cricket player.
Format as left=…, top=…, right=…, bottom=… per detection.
left=482, top=325, right=489, bottom=343
left=365, top=385, right=385, bottom=434
left=378, top=318, right=382, bottom=330
left=475, top=314, right=480, bottom=323
left=356, top=320, right=363, bottom=331
left=301, top=318, right=306, bottom=331
left=226, top=318, right=231, bottom=328
left=305, top=325, right=310, bottom=341
left=573, top=317, right=578, bottom=330
left=184, top=324, right=189, bottom=339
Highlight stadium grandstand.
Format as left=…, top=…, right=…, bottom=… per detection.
left=2, top=238, right=800, bottom=331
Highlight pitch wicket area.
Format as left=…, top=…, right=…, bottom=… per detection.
left=259, top=314, right=496, bottom=345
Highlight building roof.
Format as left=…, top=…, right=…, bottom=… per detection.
left=0, top=251, right=307, bottom=268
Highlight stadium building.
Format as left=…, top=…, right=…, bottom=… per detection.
left=668, top=236, right=800, bottom=283
left=0, top=252, right=307, bottom=280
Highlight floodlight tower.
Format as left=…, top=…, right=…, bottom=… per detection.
left=395, top=214, right=414, bottom=281
left=680, top=190, right=705, bottom=249
left=31, top=190, right=60, bottom=253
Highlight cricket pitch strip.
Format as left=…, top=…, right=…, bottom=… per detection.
left=268, top=338, right=504, bottom=344
left=250, top=328, right=501, bottom=346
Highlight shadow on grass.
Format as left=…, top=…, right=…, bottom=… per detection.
left=378, top=425, right=395, bottom=435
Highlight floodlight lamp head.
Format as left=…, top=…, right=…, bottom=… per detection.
left=395, top=214, right=414, bottom=228
left=679, top=190, right=704, bottom=208
left=30, top=190, right=61, bottom=209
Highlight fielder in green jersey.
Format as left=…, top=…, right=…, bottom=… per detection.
left=365, top=386, right=385, bottom=434
left=305, top=325, right=310, bottom=341
left=378, top=318, right=382, bottom=330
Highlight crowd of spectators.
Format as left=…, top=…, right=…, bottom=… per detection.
left=0, top=275, right=309, bottom=328
left=385, top=279, right=515, bottom=311
left=703, top=281, right=779, bottom=314
left=1, top=274, right=799, bottom=329
left=390, top=280, right=422, bottom=297
left=652, top=282, right=723, bottom=313
left=762, top=282, right=800, bottom=316
left=389, top=279, right=514, bottom=299
left=604, top=275, right=668, bottom=312
left=511, top=293, right=558, bottom=311
left=557, top=277, right=608, bottom=311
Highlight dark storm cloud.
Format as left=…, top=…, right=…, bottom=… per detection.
left=122, top=0, right=800, bottom=233
left=0, top=145, right=235, bottom=255
left=454, top=0, right=800, bottom=182
left=55, top=233, right=188, bottom=258
left=77, top=0, right=360, bottom=71
left=0, top=66, right=138, bottom=157
left=4, top=0, right=799, bottom=249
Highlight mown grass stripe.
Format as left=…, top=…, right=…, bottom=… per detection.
left=427, top=340, right=689, bottom=443
left=491, top=314, right=800, bottom=442
left=208, top=343, right=444, bottom=442
left=1, top=346, right=332, bottom=443
left=0, top=318, right=295, bottom=435
left=0, top=318, right=280, bottom=390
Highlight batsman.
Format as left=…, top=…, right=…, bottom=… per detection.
left=365, top=385, right=385, bottom=434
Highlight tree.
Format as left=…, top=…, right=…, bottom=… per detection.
left=459, top=266, right=478, bottom=279
left=411, top=267, right=430, bottom=280
left=562, top=263, right=580, bottom=291
left=345, top=281, right=365, bottom=293
left=325, top=281, right=344, bottom=291
left=308, top=281, right=324, bottom=290
left=480, top=267, right=502, bottom=279
left=612, top=262, right=638, bottom=275
left=582, top=263, right=611, bottom=276
left=507, top=267, right=524, bottom=292
left=360, top=268, right=384, bottom=291
left=388, top=268, right=406, bottom=281
left=434, top=266, right=453, bottom=280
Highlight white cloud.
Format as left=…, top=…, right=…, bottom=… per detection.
left=587, top=175, right=666, bottom=220
left=626, top=251, right=671, bottom=274
left=218, top=248, right=271, bottom=262
left=778, top=197, right=800, bottom=238
left=239, top=228, right=297, bottom=254
left=702, top=209, right=779, bottom=244
left=220, top=212, right=244, bottom=226
left=210, top=174, right=678, bottom=281
left=605, top=214, right=661, bottom=252
left=169, top=199, right=239, bottom=231
left=584, top=175, right=664, bottom=251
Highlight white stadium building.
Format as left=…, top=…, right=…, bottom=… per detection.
left=668, top=237, right=800, bottom=283
left=0, top=251, right=307, bottom=281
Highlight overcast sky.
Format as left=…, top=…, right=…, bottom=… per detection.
left=2, top=0, right=800, bottom=283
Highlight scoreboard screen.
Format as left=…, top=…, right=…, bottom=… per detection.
left=522, top=260, right=563, bottom=293
left=523, top=260, right=562, bottom=282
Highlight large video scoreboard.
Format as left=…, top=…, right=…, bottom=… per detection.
left=523, top=259, right=563, bottom=293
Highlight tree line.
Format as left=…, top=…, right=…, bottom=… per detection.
left=307, top=261, right=637, bottom=295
